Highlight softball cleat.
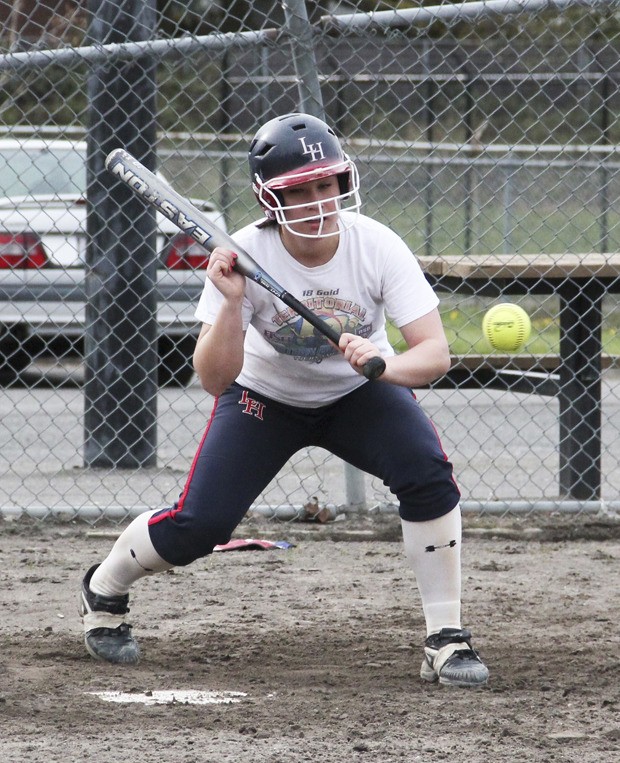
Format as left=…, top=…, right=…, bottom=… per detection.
left=421, top=627, right=489, bottom=687
left=79, top=564, right=141, bottom=665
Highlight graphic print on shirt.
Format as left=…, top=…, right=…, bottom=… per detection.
left=264, top=289, right=373, bottom=363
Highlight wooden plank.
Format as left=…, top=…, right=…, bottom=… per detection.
left=418, top=253, right=620, bottom=280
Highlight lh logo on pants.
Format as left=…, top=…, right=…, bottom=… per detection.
left=238, top=390, right=265, bottom=420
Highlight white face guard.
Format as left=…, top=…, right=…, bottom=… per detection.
left=253, top=157, right=361, bottom=239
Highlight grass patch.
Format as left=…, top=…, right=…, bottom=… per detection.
left=387, top=304, right=620, bottom=356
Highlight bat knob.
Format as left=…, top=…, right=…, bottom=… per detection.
left=362, top=356, right=386, bottom=380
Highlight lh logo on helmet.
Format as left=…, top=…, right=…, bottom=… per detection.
left=299, top=136, right=325, bottom=161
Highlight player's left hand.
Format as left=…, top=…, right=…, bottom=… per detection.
left=339, top=333, right=382, bottom=375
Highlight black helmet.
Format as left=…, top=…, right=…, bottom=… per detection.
left=248, top=113, right=360, bottom=237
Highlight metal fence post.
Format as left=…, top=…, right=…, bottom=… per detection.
left=344, top=462, right=367, bottom=510
left=83, top=0, right=158, bottom=468
left=282, top=0, right=324, bottom=118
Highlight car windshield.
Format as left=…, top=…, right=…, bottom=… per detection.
left=0, top=146, right=85, bottom=197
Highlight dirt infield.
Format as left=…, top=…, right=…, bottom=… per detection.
left=1, top=514, right=619, bottom=763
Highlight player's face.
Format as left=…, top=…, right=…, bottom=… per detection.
left=279, top=176, right=341, bottom=238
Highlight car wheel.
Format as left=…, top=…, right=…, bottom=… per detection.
left=157, top=335, right=196, bottom=387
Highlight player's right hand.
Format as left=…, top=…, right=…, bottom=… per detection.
left=207, top=247, right=246, bottom=300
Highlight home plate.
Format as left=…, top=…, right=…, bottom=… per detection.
left=88, top=689, right=247, bottom=706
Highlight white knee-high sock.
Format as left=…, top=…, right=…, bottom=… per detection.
left=90, top=510, right=174, bottom=597
left=401, top=504, right=462, bottom=636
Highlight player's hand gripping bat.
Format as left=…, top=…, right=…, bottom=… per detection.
left=105, top=148, right=386, bottom=380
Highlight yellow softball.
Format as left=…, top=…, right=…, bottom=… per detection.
left=482, top=303, right=531, bottom=352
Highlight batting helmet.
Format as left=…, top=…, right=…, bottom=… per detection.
left=248, top=113, right=361, bottom=238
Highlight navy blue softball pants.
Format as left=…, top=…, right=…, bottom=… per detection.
left=148, top=381, right=460, bottom=566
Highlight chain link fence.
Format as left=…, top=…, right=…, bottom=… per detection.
left=2, top=0, right=620, bottom=523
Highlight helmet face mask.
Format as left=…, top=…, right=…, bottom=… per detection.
left=249, top=113, right=361, bottom=239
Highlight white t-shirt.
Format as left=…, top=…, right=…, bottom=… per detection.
left=194, top=212, right=439, bottom=407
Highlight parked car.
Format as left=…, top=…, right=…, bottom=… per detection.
left=0, top=138, right=225, bottom=385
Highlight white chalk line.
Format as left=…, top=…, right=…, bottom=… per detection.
left=87, top=689, right=247, bottom=706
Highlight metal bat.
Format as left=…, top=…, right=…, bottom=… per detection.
left=104, top=148, right=386, bottom=380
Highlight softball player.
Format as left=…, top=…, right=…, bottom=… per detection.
left=80, top=113, right=489, bottom=687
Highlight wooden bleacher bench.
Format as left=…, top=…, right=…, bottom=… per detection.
left=428, top=354, right=618, bottom=395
